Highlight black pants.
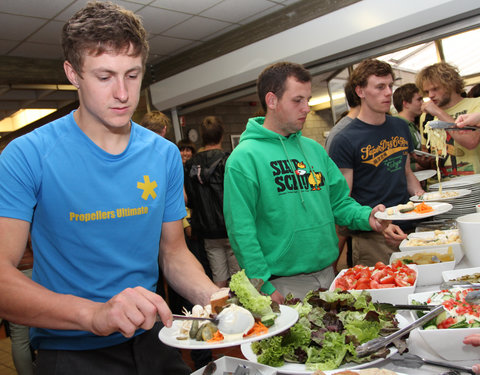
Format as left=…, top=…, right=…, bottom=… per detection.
left=34, top=323, right=191, bottom=375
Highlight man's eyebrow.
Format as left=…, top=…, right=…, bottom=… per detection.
left=92, top=66, right=143, bottom=74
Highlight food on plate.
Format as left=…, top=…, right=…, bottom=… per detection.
left=334, top=261, right=416, bottom=290
left=386, top=201, right=433, bottom=216
left=412, top=202, right=433, bottom=214
left=405, top=230, right=460, bottom=246
left=395, top=201, right=414, bottom=214
left=176, top=269, right=277, bottom=343
left=396, top=248, right=454, bottom=265
left=449, top=273, right=480, bottom=283
left=314, top=369, right=398, bottom=375
left=418, top=191, right=459, bottom=200
left=251, top=289, right=401, bottom=371
left=210, top=287, right=230, bottom=313
left=412, top=288, right=480, bottom=329
left=425, top=122, right=448, bottom=193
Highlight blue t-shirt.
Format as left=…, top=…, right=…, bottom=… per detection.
left=329, top=115, right=413, bottom=208
left=0, top=111, right=186, bottom=350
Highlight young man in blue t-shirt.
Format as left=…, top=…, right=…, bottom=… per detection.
left=0, top=3, right=218, bottom=374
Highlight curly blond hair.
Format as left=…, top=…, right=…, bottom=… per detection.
left=416, top=62, right=464, bottom=95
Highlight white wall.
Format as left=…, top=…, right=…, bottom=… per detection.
left=151, top=0, right=480, bottom=111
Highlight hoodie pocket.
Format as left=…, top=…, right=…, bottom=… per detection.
left=265, top=221, right=338, bottom=275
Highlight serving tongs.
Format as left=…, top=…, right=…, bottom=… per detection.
left=373, top=302, right=437, bottom=312
left=428, top=120, right=477, bottom=131
left=439, top=280, right=480, bottom=290
left=356, top=305, right=445, bottom=357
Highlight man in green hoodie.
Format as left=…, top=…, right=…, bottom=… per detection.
left=223, top=62, right=389, bottom=304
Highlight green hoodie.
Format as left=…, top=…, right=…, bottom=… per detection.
left=223, top=117, right=372, bottom=295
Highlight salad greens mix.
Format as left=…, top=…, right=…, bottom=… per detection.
left=251, top=289, right=399, bottom=371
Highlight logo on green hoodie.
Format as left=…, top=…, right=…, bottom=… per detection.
left=270, top=159, right=325, bottom=193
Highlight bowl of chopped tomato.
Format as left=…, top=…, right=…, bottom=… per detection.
left=390, top=247, right=455, bottom=286
left=408, top=289, right=480, bottom=361
left=329, top=261, right=417, bottom=304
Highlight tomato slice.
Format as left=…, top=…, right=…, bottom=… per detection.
left=380, top=275, right=395, bottom=284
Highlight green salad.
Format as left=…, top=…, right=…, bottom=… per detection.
left=250, top=289, right=399, bottom=371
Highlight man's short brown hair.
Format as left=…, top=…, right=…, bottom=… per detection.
left=393, top=83, right=420, bottom=112
left=62, top=1, right=149, bottom=75
left=415, top=62, right=464, bottom=95
left=141, top=111, right=171, bottom=134
left=257, top=62, right=311, bottom=112
left=200, top=116, right=224, bottom=146
left=349, top=59, right=395, bottom=101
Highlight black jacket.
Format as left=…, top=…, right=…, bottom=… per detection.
left=184, top=149, right=229, bottom=239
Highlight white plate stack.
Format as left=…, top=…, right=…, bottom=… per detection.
left=427, top=174, right=480, bottom=219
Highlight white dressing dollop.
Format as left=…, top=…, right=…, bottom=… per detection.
left=216, top=304, right=254, bottom=341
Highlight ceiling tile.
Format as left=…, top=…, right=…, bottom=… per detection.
left=200, top=0, right=275, bottom=23
left=0, top=39, right=19, bottom=55
left=163, top=16, right=231, bottom=40
left=136, top=6, right=191, bottom=35
left=148, top=35, right=193, bottom=57
left=0, top=13, right=46, bottom=41
left=149, top=0, right=222, bottom=14
left=9, top=42, right=63, bottom=60
left=239, top=4, right=282, bottom=25
left=0, top=0, right=73, bottom=19
left=27, top=20, right=64, bottom=44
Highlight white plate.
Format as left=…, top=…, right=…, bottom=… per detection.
left=374, top=202, right=452, bottom=220
left=429, top=174, right=480, bottom=189
left=240, top=315, right=408, bottom=374
left=409, top=189, right=471, bottom=202
left=413, top=169, right=437, bottom=181
left=158, top=305, right=298, bottom=349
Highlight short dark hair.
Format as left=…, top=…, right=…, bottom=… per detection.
left=468, top=83, right=480, bottom=98
left=62, top=1, right=149, bottom=75
left=177, top=139, right=196, bottom=154
left=393, top=83, right=419, bottom=112
left=415, top=62, right=464, bottom=95
left=349, top=59, right=395, bottom=102
left=257, top=62, right=311, bottom=112
left=200, top=116, right=224, bottom=146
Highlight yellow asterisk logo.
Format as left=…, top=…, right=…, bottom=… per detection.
left=137, top=175, right=157, bottom=200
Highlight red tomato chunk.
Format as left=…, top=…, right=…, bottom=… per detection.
left=334, top=261, right=416, bottom=290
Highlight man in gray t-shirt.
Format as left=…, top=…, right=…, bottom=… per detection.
left=325, top=82, right=360, bottom=154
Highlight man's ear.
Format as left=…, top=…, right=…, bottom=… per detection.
left=265, top=92, right=277, bottom=109
left=403, top=100, right=410, bottom=110
left=355, top=85, right=364, bottom=99
left=64, top=61, right=80, bottom=88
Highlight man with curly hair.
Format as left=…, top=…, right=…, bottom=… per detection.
left=416, top=62, right=480, bottom=177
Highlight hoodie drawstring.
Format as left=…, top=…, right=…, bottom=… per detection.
left=279, top=136, right=306, bottom=206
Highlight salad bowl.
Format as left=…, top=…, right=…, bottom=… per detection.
left=408, top=289, right=480, bottom=361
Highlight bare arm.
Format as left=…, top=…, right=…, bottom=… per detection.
left=339, top=168, right=353, bottom=191
left=0, top=217, right=171, bottom=338
left=405, top=154, right=424, bottom=196
left=159, top=220, right=218, bottom=307
left=422, top=101, right=480, bottom=149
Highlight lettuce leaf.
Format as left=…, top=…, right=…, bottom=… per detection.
left=229, top=270, right=273, bottom=317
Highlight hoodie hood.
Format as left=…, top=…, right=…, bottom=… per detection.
left=240, top=116, right=302, bottom=143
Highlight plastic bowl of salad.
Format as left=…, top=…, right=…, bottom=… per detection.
left=408, top=289, right=480, bottom=360
left=330, top=261, right=417, bottom=304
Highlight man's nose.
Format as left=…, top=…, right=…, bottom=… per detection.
left=114, top=79, right=128, bottom=102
